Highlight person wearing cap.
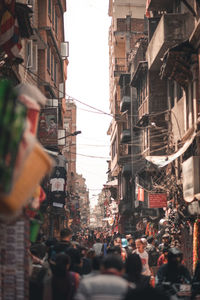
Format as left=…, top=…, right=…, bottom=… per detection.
left=121, top=238, right=128, bottom=261
left=158, top=233, right=171, bottom=254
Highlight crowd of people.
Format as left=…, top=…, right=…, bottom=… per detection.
left=28, top=228, right=200, bottom=300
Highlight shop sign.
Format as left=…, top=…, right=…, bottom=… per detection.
left=148, top=193, right=167, bottom=208
left=38, top=108, right=58, bottom=146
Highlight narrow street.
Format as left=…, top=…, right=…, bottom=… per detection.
left=1, top=0, right=200, bottom=299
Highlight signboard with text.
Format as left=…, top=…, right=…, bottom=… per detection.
left=148, top=193, right=167, bottom=208
left=38, top=108, right=58, bottom=146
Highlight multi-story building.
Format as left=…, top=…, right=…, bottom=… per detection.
left=107, top=0, right=200, bottom=272
left=75, top=174, right=90, bottom=229
left=107, top=0, right=146, bottom=233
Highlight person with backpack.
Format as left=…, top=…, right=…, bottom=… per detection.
left=29, top=243, right=50, bottom=300
left=50, top=228, right=73, bottom=261
left=146, top=236, right=159, bottom=276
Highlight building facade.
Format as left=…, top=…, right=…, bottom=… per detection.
left=107, top=0, right=200, bottom=273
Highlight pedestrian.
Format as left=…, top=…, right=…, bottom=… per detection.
left=50, top=228, right=73, bottom=260
left=146, top=236, right=159, bottom=276
left=93, top=238, right=103, bottom=256
left=66, top=247, right=83, bottom=275
left=158, top=233, right=171, bottom=254
left=133, top=239, right=151, bottom=276
left=126, top=236, right=135, bottom=255
left=29, top=243, right=50, bottom=300
left=75, top=254, right=131, bottom=300
left=83, top=255, right=102, bottom=278
left=156, top=247, right=191, bottom=286
left=125, top=253, right=151, bottom=289
left=43, top=252, right=80, bottom=300
left=157, top=247, right=168, bottom=268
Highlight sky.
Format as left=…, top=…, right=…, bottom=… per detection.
left=64, top=0, right=111, bottom=207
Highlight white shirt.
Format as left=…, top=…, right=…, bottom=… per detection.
left=50, top=178, right=65, bottom=192
left=134, top=249, right=151, bottom=276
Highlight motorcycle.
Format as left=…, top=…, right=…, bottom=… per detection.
left=157, top=282, right=191, bottom=300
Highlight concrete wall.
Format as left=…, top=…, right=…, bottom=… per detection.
left=112, top=0, right=146, bottom=19
left=172, top=97, right=185, bottom=142
left=147, top=13, right=194, bottom=70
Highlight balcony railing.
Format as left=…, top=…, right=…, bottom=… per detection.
left=120, top=129, right=131, bottom=144
left=138, top=97, right=149, bottom=120
left=120, top=96, right=131, bottom=113
left=114, top=58, right=127, bottom=76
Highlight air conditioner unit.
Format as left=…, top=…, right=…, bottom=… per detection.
left=61, top=42, right=69, bottom=59
left=46, top=99, right=59, bottom=107
left=58, top=129, right=66, bottom=146
left=59, top=82, right=64, bottom=99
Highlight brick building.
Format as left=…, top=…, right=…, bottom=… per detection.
left=107, top=0, right=200, bottom=273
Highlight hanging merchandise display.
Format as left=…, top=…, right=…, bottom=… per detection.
left=0, top=80, right=53, bottom=215
left=0, top=215, right=30, bottom=299
left=0, top=79, right=27, bottom=194
left=193, top=219, right=200, bottom=272
left=0, top=2, right=22, bottom=59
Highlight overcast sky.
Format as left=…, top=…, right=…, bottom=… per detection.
left=65, top=0, right=111, bottom=207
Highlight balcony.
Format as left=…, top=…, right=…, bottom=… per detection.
left=120, top=96, right=131, bottom=113
left=146, top=0, right=173, bottom=12
left=120, top=129, right=131, bottom=144
left=114, top=58, right=127, bottom=77
left=146, top=13, right=194, bottom=70
left=122, top=164, right=132, bottom=177
left=138, top=97, right=149, bottom=121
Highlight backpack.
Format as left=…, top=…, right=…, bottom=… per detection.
left=148, top=247, right=159, bottom=267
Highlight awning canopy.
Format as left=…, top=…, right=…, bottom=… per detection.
left=146, top=131, right=196, bottom=168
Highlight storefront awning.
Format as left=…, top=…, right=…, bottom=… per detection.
left=146, top=131, right=196, bottom=168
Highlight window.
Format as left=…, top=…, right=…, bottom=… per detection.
left=174, top=0, right=181, bottom=13
left=47, top=44, right=50, bottom=71
left=137, top=72, right=147, bottom=107
left=54, top=57, right=57, bottom=84
left=177, top=83, right=183, bottom=101
left=168, top=80, right=174, bottom=108
left=31, top=43, right=38, bottom=72
left=52, top=3, right=54, bottom=27
left=55, top=12, right=58, bottom=35
left=143, top=128, right=149, bottom=151
left=26, top=40, right=33, bottom=68
left=48, top=0, right=51, bottom=17
left=112, top=137, right=117, bottom=160
left=51, top=51, right=54, bottom=80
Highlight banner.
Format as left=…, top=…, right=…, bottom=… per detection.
left=138, top=187, right=144, bottom=201
left=148, top=193, right=167, bottom=208
left=38, top=108, right=58, bottom=146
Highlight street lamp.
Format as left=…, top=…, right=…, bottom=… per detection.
left=58, top=130, right=82, bottom=140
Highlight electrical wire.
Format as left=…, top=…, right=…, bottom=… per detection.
left=21, top=64, right=113, bottom=117
left=21, top=64, right=172, bottom=128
